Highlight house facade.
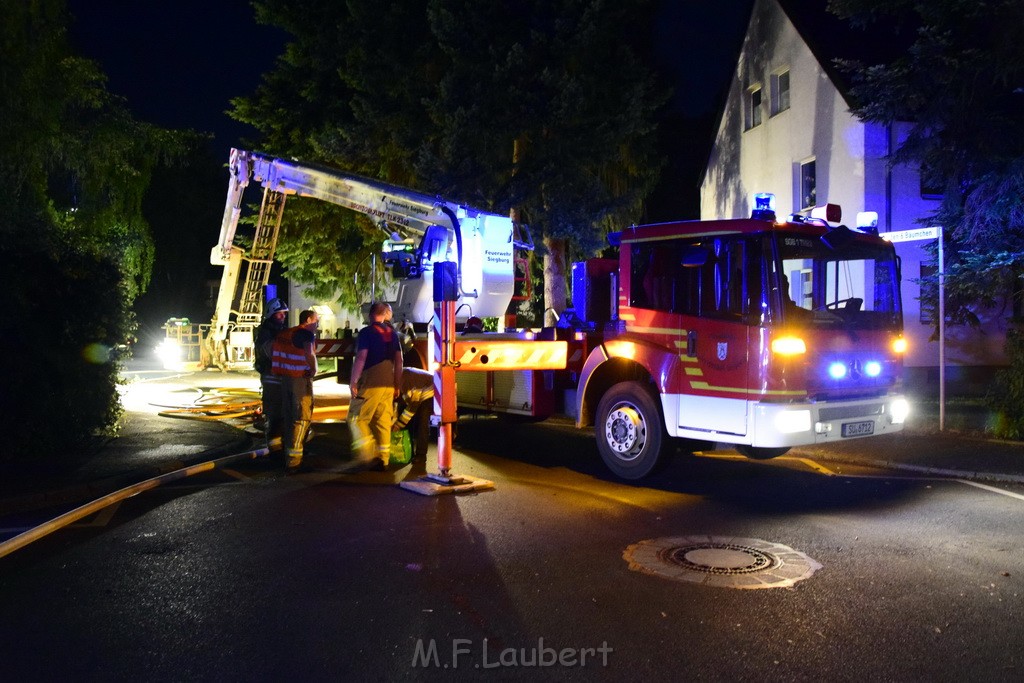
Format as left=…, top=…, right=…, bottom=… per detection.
left=700, top=0, right=1008, bottom=394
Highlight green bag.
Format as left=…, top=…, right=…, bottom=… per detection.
left=390, top=428, right=412, bottom=465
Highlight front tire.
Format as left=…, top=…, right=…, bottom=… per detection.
left=595, top=381, right=665, bottom=479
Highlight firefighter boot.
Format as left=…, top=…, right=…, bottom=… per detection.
left=286, top=420, right=311, bottom=472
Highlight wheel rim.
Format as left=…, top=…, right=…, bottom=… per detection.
left=604, top=403, right=647, bottom=460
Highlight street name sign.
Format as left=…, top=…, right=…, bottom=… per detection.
left=881, top=227, right=939, bottom=243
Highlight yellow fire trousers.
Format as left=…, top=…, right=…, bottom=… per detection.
left=349, top=385, right=395, bottom=465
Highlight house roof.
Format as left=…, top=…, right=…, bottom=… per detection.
left=776, top=0, right=917, bottom=108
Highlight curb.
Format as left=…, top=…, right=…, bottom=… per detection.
left=806, top=451, right=1024, bottom=485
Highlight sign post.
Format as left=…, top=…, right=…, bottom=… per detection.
left=882, top=226, right=944, bottom=429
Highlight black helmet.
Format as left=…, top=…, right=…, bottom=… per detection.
left=264, top=298, right=289, bottom=319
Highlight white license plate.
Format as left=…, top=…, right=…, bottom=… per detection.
left=841, top=420, right=874, bottom=437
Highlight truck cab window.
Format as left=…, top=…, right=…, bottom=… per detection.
left=630, top=237, right=761, bottom=324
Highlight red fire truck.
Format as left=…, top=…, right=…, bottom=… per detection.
left=450, top=196, right=909, bottom=478
left=211, top=151, right=908, bottom=479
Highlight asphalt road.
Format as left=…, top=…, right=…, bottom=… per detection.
left=1, top=419, right=1022, bottom=681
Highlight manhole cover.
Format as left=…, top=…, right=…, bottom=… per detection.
left=624, top=535, right=822, bottom=589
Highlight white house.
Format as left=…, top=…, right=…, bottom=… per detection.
left=700, top=0, right=1009, bottom=394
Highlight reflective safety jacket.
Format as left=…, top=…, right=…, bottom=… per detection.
left=271, top=326, right=311, bottom=377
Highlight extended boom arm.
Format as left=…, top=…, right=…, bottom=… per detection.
left=217, top=149, right=531, bottom=324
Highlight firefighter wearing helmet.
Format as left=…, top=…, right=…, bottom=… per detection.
left=255, top=298, right=289, bottom=455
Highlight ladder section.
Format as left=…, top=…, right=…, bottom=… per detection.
left=236, top=188, right=286, bottom=325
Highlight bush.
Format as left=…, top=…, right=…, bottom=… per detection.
left=989, top=325, right=1024, bottom=439
left=0, top=231, right=129, bottom=464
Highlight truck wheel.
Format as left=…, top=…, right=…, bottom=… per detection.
left=595, top=381, right=665, bottom=479
left=735, top=445, right=790, bottom=460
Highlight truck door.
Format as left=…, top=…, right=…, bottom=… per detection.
left=675, top=237, right=757, bottom=437
left=629, top=235, right=757, bottom=437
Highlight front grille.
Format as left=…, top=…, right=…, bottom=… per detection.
left=819, top=403, right=885, bottom=421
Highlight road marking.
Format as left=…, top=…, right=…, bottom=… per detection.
left=785, top=457, right=838, bottom=476
left=956, top=479, right=1024, bottom=501
left=699, top=452, right=840, bottom=476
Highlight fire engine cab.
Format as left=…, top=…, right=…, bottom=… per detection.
left=563, top=194, right=908, bottom=477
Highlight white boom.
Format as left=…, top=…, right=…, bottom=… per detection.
left=210, top=149, right=531, bottom=336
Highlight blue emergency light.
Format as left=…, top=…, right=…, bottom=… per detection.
left=751, top=193, right=777, bottom=221
left=827, top=360, right=884, bottom=381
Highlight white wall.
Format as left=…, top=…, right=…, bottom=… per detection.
left=286, top=281, right=363, bottom=337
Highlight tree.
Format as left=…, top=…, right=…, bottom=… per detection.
left=829, top=0, right=1024, bottom=326
left=423, top=0, right=664, bottom=321
left=231, top=0, right=442, bottom=311
left=828, top=0, right=1024, bottom=434
left=233, top=0, right=665, bottom=320
left=0, top=0, right=195, bottom=461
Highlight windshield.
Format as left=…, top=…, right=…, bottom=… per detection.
left=773, top=232, right=902, bottom=329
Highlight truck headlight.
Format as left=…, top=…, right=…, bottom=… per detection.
left=889, top=398, right=910, bottom=424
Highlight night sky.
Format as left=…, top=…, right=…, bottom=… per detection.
left=67, top=0, right=286, bottom=146
left=67, top=0, right=753, bottom=152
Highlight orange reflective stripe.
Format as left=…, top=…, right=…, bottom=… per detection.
left=271, top=326, right=309, bottom=376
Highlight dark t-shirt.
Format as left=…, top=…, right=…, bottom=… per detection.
left=356, top=322, right=400, bottom=370
left=290, top=326, right=315, bottom=348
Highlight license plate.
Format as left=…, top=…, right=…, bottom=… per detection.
left=841, top=420, right=874, bottom=437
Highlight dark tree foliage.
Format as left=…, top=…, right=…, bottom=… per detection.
left=231, top=0, right=440, bottom=308
left=828, top=0, right=1024, bottom=433
left=233, top=0, right=665, bottom=314
left=2, top=229, right=127, bottom=460
left=829, top=0, right=1024, bottom=327
left=425, top=0, right=663, bottom=243
left=991, top=326, right=1024, bottom=439
left=0, top=0, right=194, bottom=461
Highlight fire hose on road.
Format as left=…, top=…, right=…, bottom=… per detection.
left=0, top=446, right=270, bottom=560
left=153, top=387, right=263, bottom=422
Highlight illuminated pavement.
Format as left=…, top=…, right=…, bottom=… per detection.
left=3, top=361, right=1024, bottom=517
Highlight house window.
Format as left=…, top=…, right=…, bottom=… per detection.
left=920, top=175, right=943, bottom=199
left=746, top=86, right=763, bottom=130
left=800, top=160, right=816, bottom=210
left=771, top=70, right=790, bottom=115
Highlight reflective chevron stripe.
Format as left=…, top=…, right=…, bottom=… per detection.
left=451, top=340, right=568, bottom=371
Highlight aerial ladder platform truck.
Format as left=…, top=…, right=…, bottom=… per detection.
left=211, top=150, right=910, bottom=479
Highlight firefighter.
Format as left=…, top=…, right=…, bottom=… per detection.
left=348, top=302, right=403, bottom=469
left=394, top=367, right=434, bottom=462
left=254, top=298, right=289, bottom=455
left=272, top=309, right=319, bottom=472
